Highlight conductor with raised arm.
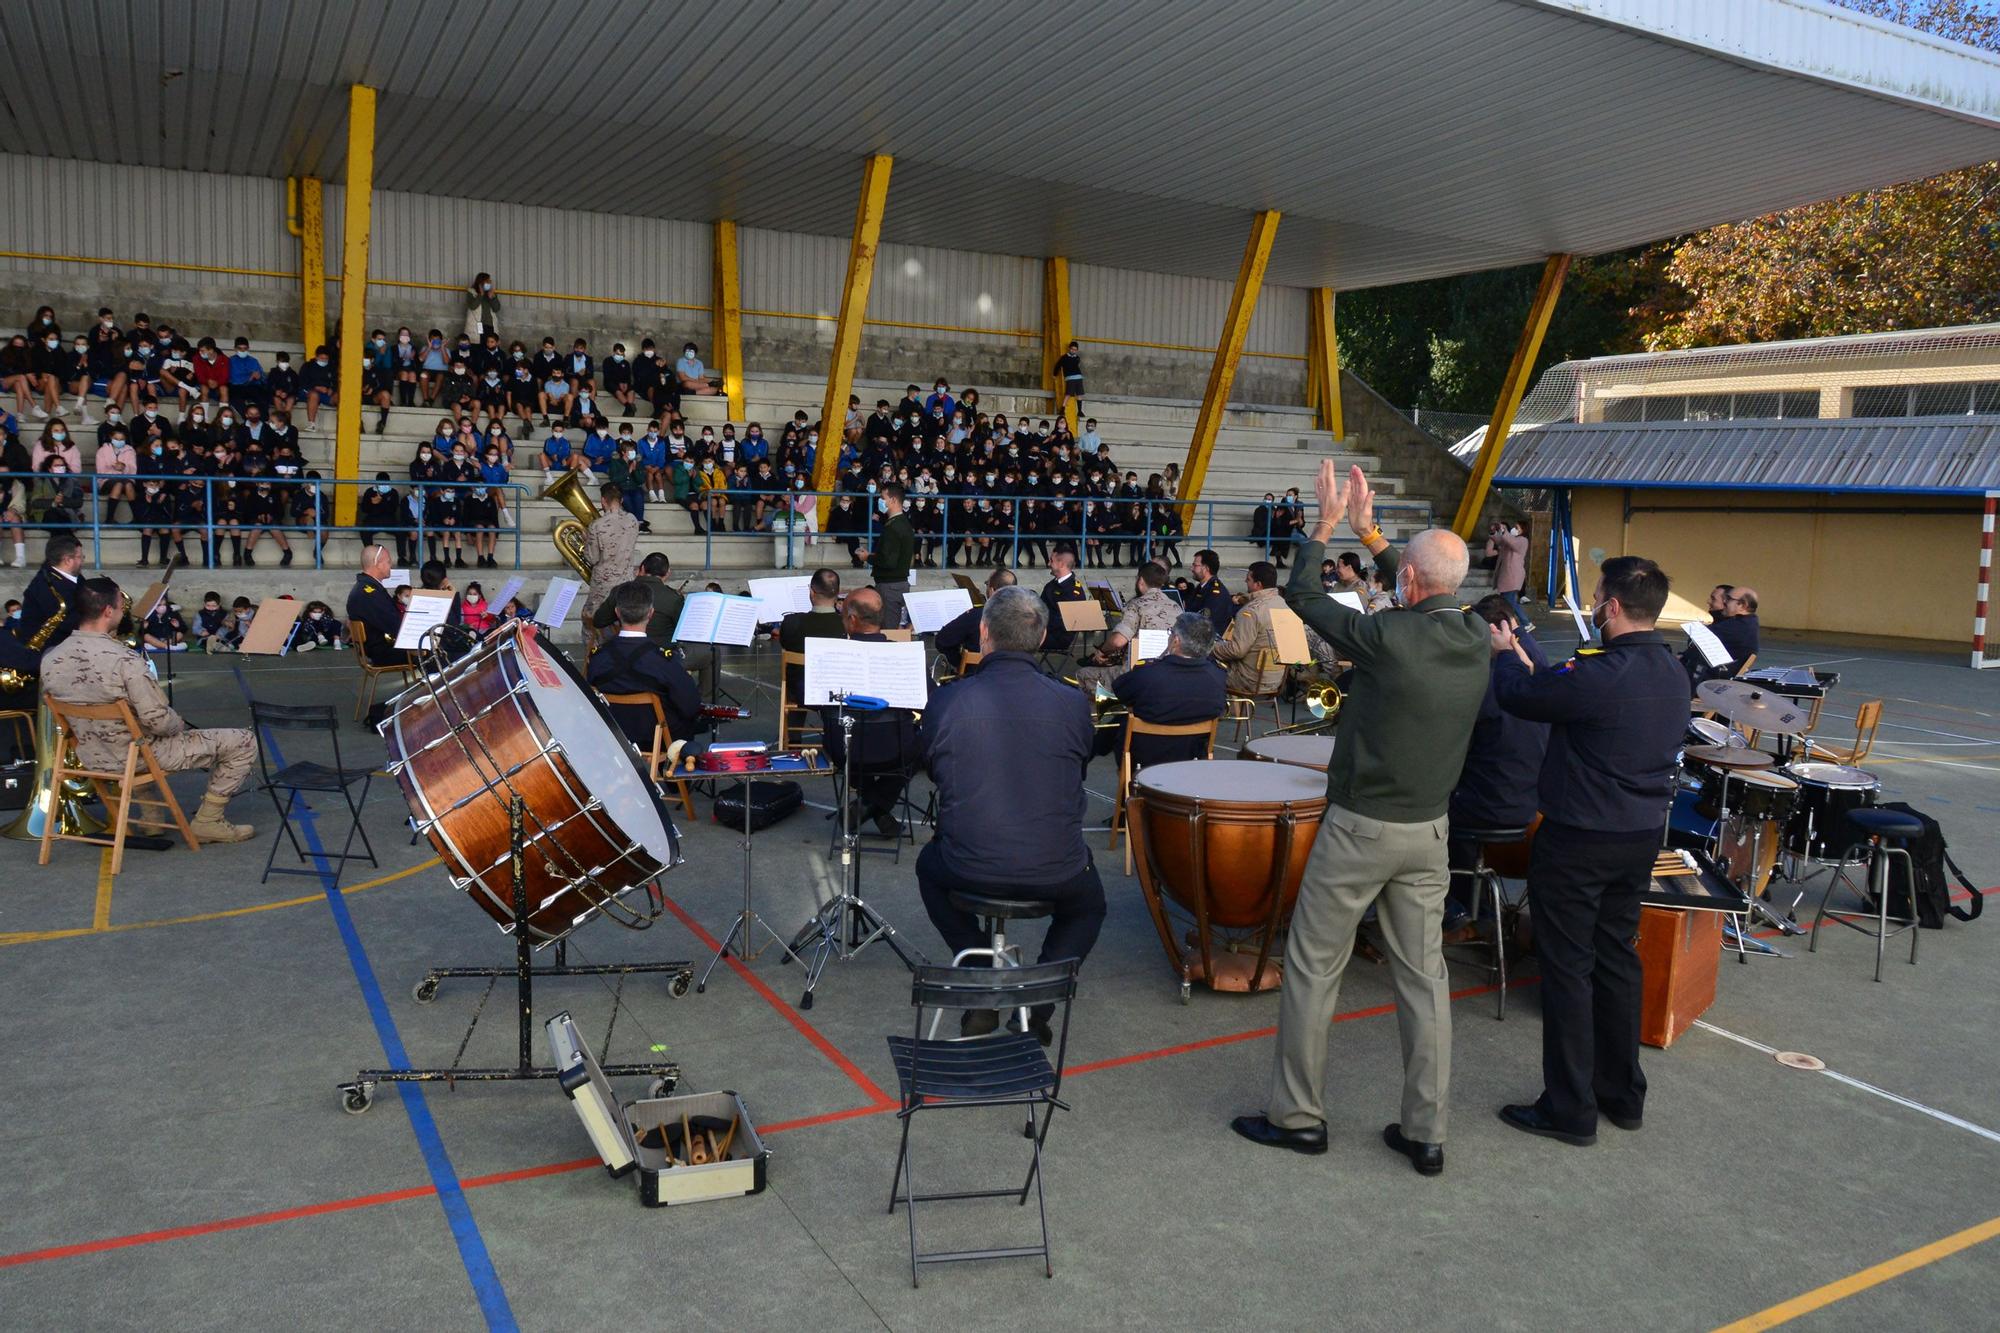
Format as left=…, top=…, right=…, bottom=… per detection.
left=1230, top=464, right=1489, bottom=1177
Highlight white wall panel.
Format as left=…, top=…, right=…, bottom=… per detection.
left=1071, top=260, right=1304, bottom=359
left=741, top=226, right=1040, bottom=343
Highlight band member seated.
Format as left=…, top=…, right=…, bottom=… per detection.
left=1177, top=548, right=1234, bottom=637
left=1075, top=560, right=1179, bottom=692
left=775, top=566, right=847, bottom=700
left=1490, top=555, right=1686, bottom=1148
left=592, top=551, right=686, bottom=649
left=587, top=581, right=705, bottom=754
left=1712, top=586, right=1759, bottom=670
left=1213, top=560, right=1288, bottom=698
left=1094, top=611, right=1227, bottom=764
left=1445, top=595, right=1550, bottom=935
left=918, top=585, right=1103, bottom=1043
left=820, top=587, right=921, bottom=839
left=1038, top=543, right=1091, bottom=654
left=348, top=546, right=411, bottom=664
left=934, top=568, right=1012, bottom=674
left=40, top=576, right=256, bottom=842
left=2, top=534, right=84, bottom=760
left=1682, top=582, right=1735, bottom=689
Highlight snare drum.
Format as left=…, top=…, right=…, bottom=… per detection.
left=1715, top=770, right=1798, bottom=898
left=1129, top=760, right=1324, bottom=995
left=1685, top=717, right=1747, bottom=750
left=1780, top=762, right=1880, bottom=860
left=387, top=620, right=680, bottom=943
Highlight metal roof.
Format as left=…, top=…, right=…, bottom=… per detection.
left=1493, top=418, right=2000, bottom=496
left=3, top=0, right=1999, bottom=290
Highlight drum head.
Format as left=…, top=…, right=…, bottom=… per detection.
left=1783, top=762, right=1878, bottom=789
left=1733, top=769, right=1798, bottom=790
left=515, top=629, right=678, bottom=866
left=1686, top=718, right=1744, bottom=749
left=1243, top=735, right=1336, bottom=771
left=1135, top=759, right=1324, bottom=803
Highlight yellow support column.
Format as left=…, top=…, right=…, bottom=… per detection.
left=1304, top=286, right=1342, bottom=440
left=1178, top=209, right=1280, bottom=519
left=332, top=86, right=376, bottom=528
left=812, top=155, right=892, bottom=524
left=1043, top=256, right=1076, bottom=436
left=1451, top=253, right=1570, bottom=540
left=287, top=177, right=327, bottom=357
left=712, top=220, right=744, bottom=419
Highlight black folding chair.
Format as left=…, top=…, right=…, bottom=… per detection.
left=886, top=959, right=1079, bottom=1287
left=249, top=699, right=378, bottom=888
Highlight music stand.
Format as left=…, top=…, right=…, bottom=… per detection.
left=784, top=692, right=927, bottom=1008
left=696, top=756, right=825, bottom=993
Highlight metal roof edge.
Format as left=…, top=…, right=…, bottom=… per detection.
left=1493, top=476, right=1990, bottom=497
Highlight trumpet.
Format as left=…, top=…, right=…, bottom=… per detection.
left=1061, top=675, right=1130, bottom=729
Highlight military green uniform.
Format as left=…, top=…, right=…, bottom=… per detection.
left=580, top=508, right=641, bottom=626
left=41, top=630, right=255, bottom=800
left=1077, top=586, right=1180, bottom=692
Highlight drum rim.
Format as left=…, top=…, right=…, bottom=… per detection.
left=1133, top=757, right=1326, bottom=800
left=1782, top=762, right=1880, bottom=789
left=1732, top=769, right=1799, bottom=788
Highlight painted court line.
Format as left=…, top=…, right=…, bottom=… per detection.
left=1712, top=1212, right=2000, bottom=1332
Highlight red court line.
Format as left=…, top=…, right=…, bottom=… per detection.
left=661, top=895, right=895, bottom=1109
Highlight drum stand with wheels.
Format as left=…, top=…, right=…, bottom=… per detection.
left=697, top=769, right=809, bottom=992
left=784, top=696, right=927, bottom=1009
left=338, top=797, right=691, bottom=1114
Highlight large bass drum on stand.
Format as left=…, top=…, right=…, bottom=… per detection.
left=385, top=619, right=680, bottom=944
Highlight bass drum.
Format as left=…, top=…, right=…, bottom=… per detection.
left=386, top=621, right=680, bottom=944
left=1129, top=760, right=1325, bottom=996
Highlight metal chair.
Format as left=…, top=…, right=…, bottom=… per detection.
left=1226, top=647, right=1286, bottom=743
left=598, top=691, right=698, bottom=819
left=887, top=959, right=1079, bottom=1287
left=1111, top=715, right=1218, bottom=874
left=249, top=700, right=377, bottom=887
left=1810, top=805, right=1923, bottom=981
left=38, top=695, right=200, bottom=874
left=1445, top=823, right=1532, bottom=1019
left=347, top=619, right=416, bottom=721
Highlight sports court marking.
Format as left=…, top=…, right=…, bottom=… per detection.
left=1712, top=1213, right=2000, bottom=1332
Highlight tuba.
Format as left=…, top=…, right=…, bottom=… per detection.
left=541, top=469, right=600, bottom=582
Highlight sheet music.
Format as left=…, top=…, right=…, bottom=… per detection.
left=1683, top=621, right=1732, bottom=668
left=747, top=575, right=813, bottom=624
left=1563, top=595, right=1592, bottom=642
left=713, top=595, right=763, bottom=646
left=903, top=588, right=973, bottom=634
left=382, top=568, right=411, bottom=590
left=673, top=591, right=762, bottom=646
left=1331, top=591, right=1365, bottom=612
left=394, top=589, right=456, bottom=649
left=489, top=575, right=526, bottom=614
left=802, top=638, right=929, bottom=709
left=535, top=576, right=581, bottom=628
left=1133, top=628, right=1171, bottom=664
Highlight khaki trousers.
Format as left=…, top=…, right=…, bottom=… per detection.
left=1266, top=804, right=1454, bottom=1143
left=149, top=727, right=257, bottom=802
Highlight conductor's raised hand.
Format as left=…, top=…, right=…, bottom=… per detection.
left=1314, top=458, right=1343, bottom=530
left=1343, top=464, right=1376, bottom=538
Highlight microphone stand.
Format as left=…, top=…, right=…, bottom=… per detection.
left=785, top=689, right=925, bottom=1008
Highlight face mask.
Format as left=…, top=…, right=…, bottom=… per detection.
left=51, top=431, right=66, bottom=442
left=276, top=357, right=289, bottom=367
left=398, top=334, right=411, bottom=344
left=419, top=450, right=432, bottom=460
left=876, top=498, right=888, bottom=514
left=315, top=357, right=328, bottom=366
left=150, top=445, right=163, bottom=455
left=45, top=339, right=58, bottom=349
left=377, top=485, right=391, bottom=494
left=646, top=429, right=659, bottom=439
left=452, top=452, right=466, bottom=462
left=485, top=374, right=500, bottom=384
left=1027, top=475, right=1037, bottom=484
left=866, top=482, right=877, bottom=494
left=701, top=433, right=713, bottom=442
left=373, top=338, right=386, bottom=348
left=1590, top=600, right=1610, bottom=632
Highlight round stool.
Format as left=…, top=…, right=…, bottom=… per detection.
left=939, top=892, right=1056, bottom=1038
left=1447, top=824, right=1530, bottom=1020
left=1810, top=806, right=1925, bottom=981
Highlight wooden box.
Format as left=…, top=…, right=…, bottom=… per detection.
left=1637, top=905, right=1722, bottom=1049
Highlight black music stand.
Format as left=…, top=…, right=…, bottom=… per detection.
left=337, top=796, right=691, bottom=1113
left=696, top=759, right=821, bottom=992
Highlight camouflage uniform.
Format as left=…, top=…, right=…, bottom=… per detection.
left=580, top=508, right=641, bottom=627
left=1214, top=587, right=1289, bottom=697
left=40, top=630, right=256, bottom=800
left=1077, top=587, right=1181, bottom=692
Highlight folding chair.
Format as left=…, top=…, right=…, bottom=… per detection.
left=887, top=959, right=1079, bottom=1287
left=248, top=699, right=378, bottom=887
left=1810, top=698, right=1883, bottom=766
left=1227, top=647, right=1286, bottom=743
left=348, top=619, right=417, bottom=721
left=599, top=691, right=698, bottom=819
left=954, top=648, right=984, bottom=676
left=778, top=649, right=822, bottom=751
left=39, top=695, right=200, bottom=875
left=1111, top=716, right=1218, bottom=874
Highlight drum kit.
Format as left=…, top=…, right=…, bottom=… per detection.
left=1670, top=678, right=1880, bottom=957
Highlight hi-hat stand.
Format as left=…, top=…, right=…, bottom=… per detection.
left=783, top=694, right=926, bottom=1009
left=337, top=797, right=691, bottom=1113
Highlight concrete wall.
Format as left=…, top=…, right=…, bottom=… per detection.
left=1568, top=487, right=1979, bottom=643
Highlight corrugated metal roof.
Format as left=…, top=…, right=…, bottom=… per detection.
left=1494, top=418, right=2000, bottom=495
left=1, top=0, right=1998, bottom=290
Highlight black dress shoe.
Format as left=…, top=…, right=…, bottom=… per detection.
left=1229, top=1115, right=1328, bottom=1155
left=1603, top=1110, right=1643, bottom=1132
left=1498, top=1103, right=1596, bottom=1146
left=1382, top=1123, right=1444, bottom=1176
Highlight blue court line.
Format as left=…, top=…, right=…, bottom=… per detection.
left=234, top=670, right=517, bottom=1330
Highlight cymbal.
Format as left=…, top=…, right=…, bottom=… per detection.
left=1683, top=745, right=1775, bottom=770
left=1696, top=681, right=1810, bottom=736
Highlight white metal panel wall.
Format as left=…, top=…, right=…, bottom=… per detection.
left=0, top=151, right=293, bottom=291
left=740, top=226, right=1040, bottom=341
left=1071, top=261, right=1304, bottom=357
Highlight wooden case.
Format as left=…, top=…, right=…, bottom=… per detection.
left=1637, top=905, right=1722, bottom=1049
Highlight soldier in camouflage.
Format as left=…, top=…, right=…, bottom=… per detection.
left=40, top=577, right=256, bottom=843
left=581, top=482, right=640, bottom=644
left=1075, top=560, right=1182, bottom=693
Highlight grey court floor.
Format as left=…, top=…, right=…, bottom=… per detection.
left=2, top=626, right=1997, bottom=1332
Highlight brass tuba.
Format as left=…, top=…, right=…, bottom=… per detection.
left=541, top=469, right=600, bottom=582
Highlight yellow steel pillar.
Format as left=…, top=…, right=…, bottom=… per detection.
left=712, top=219, right=744, bottom=419
left=1304, top=287, right=1342, bottom=439
left=1177, top=209, right=1280, bottom=519
left=286, top=176, right=327, bottom=357
left=1043, top=256, right=1076, bottom=436
left=812, top=154, right=893, bottom=524
left=1451, top=253, right=1571, bottom=540
left=332, top=85, right=376, bottom=527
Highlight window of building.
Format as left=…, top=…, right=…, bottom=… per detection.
left=1852, top=381, right=2000, bottom=418
left=1599, top=389, right=1820, bottom=422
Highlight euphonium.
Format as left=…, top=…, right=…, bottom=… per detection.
left=541, top=469, right=600, bottom=582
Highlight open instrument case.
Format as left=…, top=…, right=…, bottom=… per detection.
left=546, top=1011, right=768, bottom=1208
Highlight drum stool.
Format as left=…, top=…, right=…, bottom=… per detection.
left=931, top=890, right=1056, bottom=1037
left=1446, top=824, right=1530, bottom=1020
left=1809, top=806, right=1924, bottom=982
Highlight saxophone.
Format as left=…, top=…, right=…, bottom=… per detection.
left=0, top=578, right=66, bottom=694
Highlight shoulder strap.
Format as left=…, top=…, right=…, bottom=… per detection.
left=1942, top=849, right=1984, bottom=921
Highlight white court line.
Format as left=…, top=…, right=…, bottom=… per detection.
left=1695, top=1020, right=2000, bottom=1146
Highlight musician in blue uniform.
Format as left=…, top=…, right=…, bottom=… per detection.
left=1100, top=611, right=1227, bottom=766
left=1038, top=543, right=1092, bottom=654
left=934, top=567, right=1013, bottom=673
left=1490, top=555, right=1688, bottom=1148
left=586, top=582, right=705, bottom=750
left=1445, top=595, right=1550, bottom=932
left=1177, top=548, right=1235, bottom=637
left=346, top=545, right=412, bottom=668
